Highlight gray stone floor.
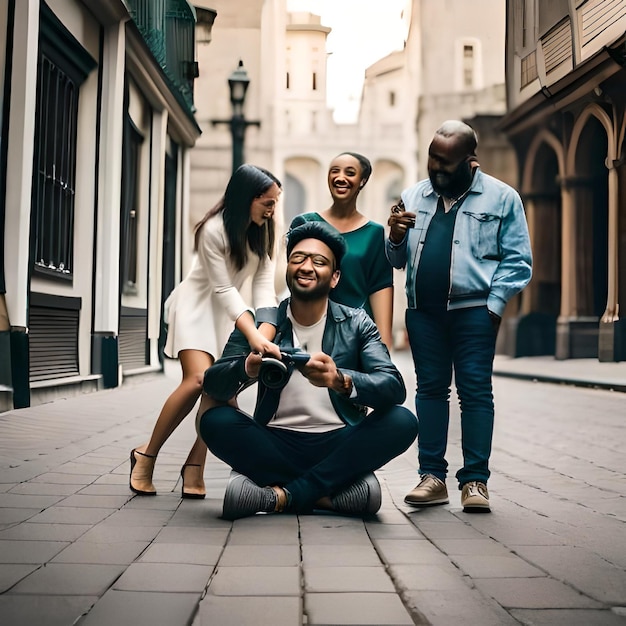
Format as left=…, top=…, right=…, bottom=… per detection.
left=0, top=350, right=625, bottom=625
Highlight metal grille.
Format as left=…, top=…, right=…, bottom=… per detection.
left=29, top=305, right=79, bottom=382
left=127, top=0, right=197, bottom=111
left=119, top=309, right=148, bottom=370
left=31, top=54, right=78, bottom=279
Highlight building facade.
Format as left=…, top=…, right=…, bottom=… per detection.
left=0, top=0, right=202, bottom=410
left=500, top=0, right=626, bottom=361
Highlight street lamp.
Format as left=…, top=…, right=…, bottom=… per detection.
left=212, top=60, right=261, bottom=174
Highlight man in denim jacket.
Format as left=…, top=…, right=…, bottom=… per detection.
left=386, top=120, right=532, bottom=512
left=197, top=222, right=417, bottom=520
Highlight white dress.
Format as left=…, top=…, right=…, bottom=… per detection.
left=163, top=213, right=277, bottom=358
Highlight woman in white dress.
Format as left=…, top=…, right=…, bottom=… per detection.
left=130, top=165, right=282, bottom=497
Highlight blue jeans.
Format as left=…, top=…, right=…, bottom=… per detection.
left=405, top=306, right=497, bottom=487
left=198, top=405, right=417, bottom=512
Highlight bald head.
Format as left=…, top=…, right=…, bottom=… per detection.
left=435, top=120, right=478, bottom=158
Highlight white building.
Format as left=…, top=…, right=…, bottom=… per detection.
left=0, top=0, right=202, bottom=410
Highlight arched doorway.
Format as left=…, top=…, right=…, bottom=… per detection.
left=517, top=141, right=561, bottom=356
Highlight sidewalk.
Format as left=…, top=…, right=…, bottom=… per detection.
left=0, top=352, right=625, bottom=625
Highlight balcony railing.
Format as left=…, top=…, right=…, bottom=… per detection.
left=126, top=0, right=198, bottom=112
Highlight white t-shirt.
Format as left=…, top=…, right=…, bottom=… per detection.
left=268, top=307, right=344, bottom=432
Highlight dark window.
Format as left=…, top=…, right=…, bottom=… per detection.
left=120, top=111, right=144, bottom=295
left=286, top=71, right=290, bottom=89
left=312, top=72, right=317, bottom=90
left=389, top=91, right=396, bottom=106
left=30, top=4, right=95, bottom=281
left=31, top=57, right=78, bottom=279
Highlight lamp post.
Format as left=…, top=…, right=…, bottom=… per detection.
left=212, top=60, right=261, bottom=174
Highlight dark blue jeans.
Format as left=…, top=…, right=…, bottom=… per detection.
left=198, top=405, right=417, bottom=512
left=405, top=306, right=497, bottom=487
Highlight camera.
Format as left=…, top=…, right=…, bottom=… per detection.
left=259, top=349, right=310, bottom=389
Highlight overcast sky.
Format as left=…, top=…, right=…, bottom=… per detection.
left=286, top=0, right=409, bottom=122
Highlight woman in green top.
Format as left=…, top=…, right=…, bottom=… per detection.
left=289, top=152, right=394, bottom=349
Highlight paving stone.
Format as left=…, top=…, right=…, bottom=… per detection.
left=78, top=590, right=198, bottom=626
left=26, top=507, right=115, bottom=525
left=413, top=519, right=486, bottom=540
left=123, top=494, right=182, bottom=509
left=55, top=494, right=132, bottom=508
left=0, top=594, right=97, bottom=626
left=389, top=564, right=473, bottom=591
left=139, top=542, right=222, bottom=565
left=0, top=492, right=65, bottom=509
left=305, top=592, right=415, bottom=625
left=304, top=566, right=395, bottom=593
left=208, top=566, right=301, bottom=596
left=298, top=524, right=372, bottom=546
left=30, top=472, right=101, bottom=485
left=9, top=482, right=80, bottom=496
left=0, top=522, right=90, bottom=541
left=302, top=544, right=381, bottom=567
left=166, top=502, right=224, bottom=527
left=365, top=522, right=425, bottom=540
left=153, top=526, right=230, bottom=545
left=403, top=588, right=518, bottom=626
left=78, top=523, right=162, bottom=543
left=451, top=554, right=545, bottom=578
left=93, top=473, right=128, bottom=485
left=474, top=577, right=604, bottom=609
left=51, top=540, right=149, bottom=564
left=511, top=544, right=626, bottom=604
left=9, top=563, right=125, bottom=595
left=0, top=539, right=69, bottom=563
left=0, top=508, right=38, bottom=525
left=373, top=539, right=451, bottom=566
left=97, top=508, right=173, bottom=526
left=432, top=537, right=512, bottom=556
left=55, top=462, right=117, bottom=475
left=228, top=520, right=301, bottom=545
left=0, top=563, right=39, bottom=592
left=113, top=562, right=212, bottom=592
left=510, top=608, right=626, bottom=625
left=193, top=595, right=302, bottom=626
left=218, top=544, right=300, bottom=566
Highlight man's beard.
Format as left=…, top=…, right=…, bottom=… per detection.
left=286, top=275, right=332, bottom=302
left=430, top=160, right=474, bottom=199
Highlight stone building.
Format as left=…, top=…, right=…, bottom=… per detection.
left=500, top=0, right=626, bottom=361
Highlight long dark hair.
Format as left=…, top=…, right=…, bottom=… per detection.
left=194, top=164, right=281, bottom=271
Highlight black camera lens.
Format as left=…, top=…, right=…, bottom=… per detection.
left=259, top=358, right=290, bottom=389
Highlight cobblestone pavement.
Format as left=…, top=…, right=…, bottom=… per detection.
left=0, top=351, right=625, bottom=625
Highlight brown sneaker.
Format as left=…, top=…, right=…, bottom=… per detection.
left=404, top=474, right=449, bottom=506
left=461, top=481, right=490, bottom=512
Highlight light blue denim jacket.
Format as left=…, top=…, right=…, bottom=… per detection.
left=385, top=169, right=532, bottom=317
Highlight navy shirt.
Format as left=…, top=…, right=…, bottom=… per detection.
left=415, top=197, right=457, bottom=312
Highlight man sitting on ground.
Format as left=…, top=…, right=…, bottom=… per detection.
left=196, top=222, right=417, bottom=519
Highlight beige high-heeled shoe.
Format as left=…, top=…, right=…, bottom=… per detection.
left=129, top=449, right=157, bottom=496
left=180, top=463, right=206, bottom=499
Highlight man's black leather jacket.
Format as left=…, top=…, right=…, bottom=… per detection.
left=203, top=299, right=406, bottom=426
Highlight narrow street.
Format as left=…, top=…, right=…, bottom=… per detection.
left=0, top=351, right=625, bottom=625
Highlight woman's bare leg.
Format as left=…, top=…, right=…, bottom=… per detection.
left=131, top=350, right=213, bottom=495
left=136, top=350, right=213, bottom=457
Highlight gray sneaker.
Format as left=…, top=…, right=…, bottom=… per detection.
left=404, top=474, right=449, bottom=506
left=461, top=481, right=490, bottom=513
left=222, top=471, right=278, bottom=521
left=331, top=472, right=382, bottom=515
